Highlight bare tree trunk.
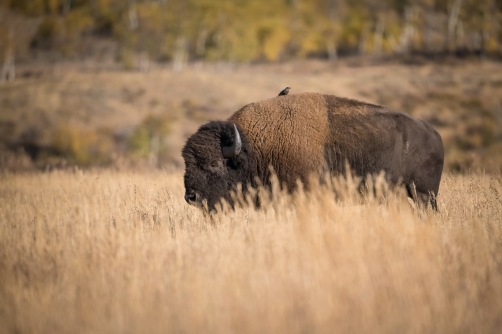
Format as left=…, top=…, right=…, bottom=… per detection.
left=399, top=6, right=416, bottom=54
left=326, top=0, right=339, bottom=62
left=1, top=28, right=15, bottom=83
left=0, top=52, right=15, bottom=82
left=129, top=0, right=139, bottom=31
left=326, top=38, right=337, bottom=62
left=423, top=9, right=434, bottom=53
left=173, top=36, right=187, bottom=71
left=373, top=18, right=385, bottom=56
left=196, top=29, right=208, bottom=58
left=63, top=0, right=71, bottom=16
left=471, top=31, right=482, bottom=52
left=359, top=24, right=369, bottom=55
left=457, top=20, right=464, bottom=49
left=447, top=0, right=463, bottom=52
left=480, top=10, right=491, bottom=58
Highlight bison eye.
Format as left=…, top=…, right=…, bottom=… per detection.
left=206, top=160, right=223, bottom=172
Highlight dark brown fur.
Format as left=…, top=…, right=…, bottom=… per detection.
left=182, top=93, right=444, bottom=211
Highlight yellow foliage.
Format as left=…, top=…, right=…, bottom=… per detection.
left=65, top=8, right=93, bottom=38
left=47, top=0, right=58, bottom=14
left=260, top=24, right=291, bottom=61
left=5, top=0, right=502, bottom=62
left=51, top=126, right=113, bottom=165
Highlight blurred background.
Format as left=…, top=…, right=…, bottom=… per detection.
left=0, top=0, right=501, bottom=172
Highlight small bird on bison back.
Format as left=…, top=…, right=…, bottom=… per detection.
left=278, top=87, right=290, bottom=96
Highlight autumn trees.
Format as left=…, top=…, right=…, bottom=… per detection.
left=0, top=0, right=501, bottom=68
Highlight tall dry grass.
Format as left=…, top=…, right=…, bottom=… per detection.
left=0, top=170, right=501, bottom=333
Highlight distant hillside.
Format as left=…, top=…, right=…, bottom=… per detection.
left=1, top=61, right=501, bottom=172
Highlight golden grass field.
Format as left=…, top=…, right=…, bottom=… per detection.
left=1, top=170, right=501, bottom=333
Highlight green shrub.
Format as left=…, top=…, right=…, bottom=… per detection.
left=128, top=127, right=150, bottom=158
left=127, top=114, right=172, bottom=162
left=117, top=48, right=135, bottom=70
left=51, top=125, right=113, bottom=166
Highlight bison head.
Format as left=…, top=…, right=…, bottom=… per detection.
left=182, top=121, right=257, bottom=212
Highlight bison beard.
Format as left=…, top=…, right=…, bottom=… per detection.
left=182, top=93, right=444, bottom=212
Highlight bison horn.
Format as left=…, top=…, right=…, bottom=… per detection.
left=222, top=124, right=242, bottom=158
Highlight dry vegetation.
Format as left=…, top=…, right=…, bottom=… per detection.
left=3, top=3, right=501, bottom=331
left=1, top=170, right=501, bottom=333
left=1, top=61, right=502, bottom=172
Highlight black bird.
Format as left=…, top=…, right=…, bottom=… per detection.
left=278, top=87, right=290, bottom=96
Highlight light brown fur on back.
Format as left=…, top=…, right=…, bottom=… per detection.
left=229, top=92, right=376, bottom=186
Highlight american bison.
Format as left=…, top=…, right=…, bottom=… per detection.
left=182, top=92, right=444, bottom=212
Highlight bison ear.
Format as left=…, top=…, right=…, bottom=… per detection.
left=222, top=124, right=242, bottom=158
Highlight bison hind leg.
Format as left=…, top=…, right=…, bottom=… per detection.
left=428, top=191, right=439, bottom=211
left=406, top=182, right=438, bottom=211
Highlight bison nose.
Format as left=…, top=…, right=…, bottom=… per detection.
left=184, top=190, right=198, bottom=203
